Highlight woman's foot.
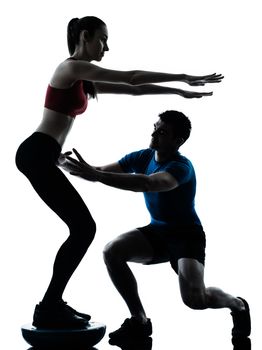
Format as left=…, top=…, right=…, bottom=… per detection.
left=32, top=301, right=90, bottom=329
left=59, top=300, right=91, bottom=321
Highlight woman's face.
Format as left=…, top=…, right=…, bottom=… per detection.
left=87, top=25, right=109, bottom=61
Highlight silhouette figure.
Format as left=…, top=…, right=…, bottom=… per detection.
left=60, top=110, right=251, bottom=343
left=15, top=15, right=223, bottom=331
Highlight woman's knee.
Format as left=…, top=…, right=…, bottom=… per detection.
left=83, top=218, right=96, bottom=243
left=86, top=219, right=96, bottom=243
left=70, top=216, right=96, bottom=246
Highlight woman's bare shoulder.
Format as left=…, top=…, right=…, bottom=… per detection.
left=50, top=59, right=78, bottom=88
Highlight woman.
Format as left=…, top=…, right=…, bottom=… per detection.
left=15, top=16, right=223, bottom=329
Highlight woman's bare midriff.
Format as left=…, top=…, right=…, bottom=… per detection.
left=36, top=108, right=75, bottom=147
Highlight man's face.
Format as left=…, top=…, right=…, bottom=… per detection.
left=149, top=120, right=178, bottom=153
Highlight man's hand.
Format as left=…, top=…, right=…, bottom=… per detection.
left=57, top=151, right=72, bottom=166
left=58, top=149, right=98, bottom=182
left=184, top=73, right=224, bottom=86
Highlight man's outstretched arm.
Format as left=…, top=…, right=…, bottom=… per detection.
left=58, top=151, right=124, bottom=173
left=59, top=149, right=179, bottom=193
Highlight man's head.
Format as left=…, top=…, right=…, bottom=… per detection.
left=150, top=110, right=191, bottom=154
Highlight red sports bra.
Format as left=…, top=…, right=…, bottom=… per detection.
left=44, top=80, right=88, bottom=118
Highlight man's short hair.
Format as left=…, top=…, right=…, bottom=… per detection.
left=159, top=110, right=191, bottom=142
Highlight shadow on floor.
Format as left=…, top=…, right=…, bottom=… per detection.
left=108, top=336, right=152, bottom=350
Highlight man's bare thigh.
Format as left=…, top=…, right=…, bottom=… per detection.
left=104, top=229, right=155, bottom=264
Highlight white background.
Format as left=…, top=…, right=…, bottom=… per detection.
left=1, top=0, right=261, bottom=349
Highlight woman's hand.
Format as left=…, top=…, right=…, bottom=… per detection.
left=179, top=89, right=213, bottom=98
left=184, top=73, right=224, bottom=86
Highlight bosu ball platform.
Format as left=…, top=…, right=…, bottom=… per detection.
left=21, top=321, right=106, bottom=348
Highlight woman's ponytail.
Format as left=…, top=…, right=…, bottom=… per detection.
left=67, top=18, right=79, bottom=55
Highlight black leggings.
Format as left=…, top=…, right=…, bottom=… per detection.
left=15, top=132, right=96, bottom=303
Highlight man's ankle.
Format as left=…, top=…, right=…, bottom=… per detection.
left=231, top=297, right=246, bottom=312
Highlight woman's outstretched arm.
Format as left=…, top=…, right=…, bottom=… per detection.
left=95, top=82, right=213, bottom=98
left=64, top=59, right=223, bottom=86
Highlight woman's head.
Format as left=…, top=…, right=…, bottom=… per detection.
left=67, top=16, right=108, bottom=59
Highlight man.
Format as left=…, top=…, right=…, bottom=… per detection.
left=59, top=110, right=251, bottom=342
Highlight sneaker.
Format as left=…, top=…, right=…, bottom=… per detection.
left=231, top=297, right=251, bottom=337
left=60, top=300, right=91, bottom=321
left=232, top=336, right=251, bottom=350
left=32, top=302, right=89, bottom=329
left=109, top=317, right=152, bottom=340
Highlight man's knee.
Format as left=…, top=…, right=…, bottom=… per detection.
left=103, top=240, right=123, bottom=266
left=178, top=258, right=206, bottom=309
left=181, top=287, right=207, bottom=310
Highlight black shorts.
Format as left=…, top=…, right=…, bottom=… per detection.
left=137, top=224, right=206, bottom=274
